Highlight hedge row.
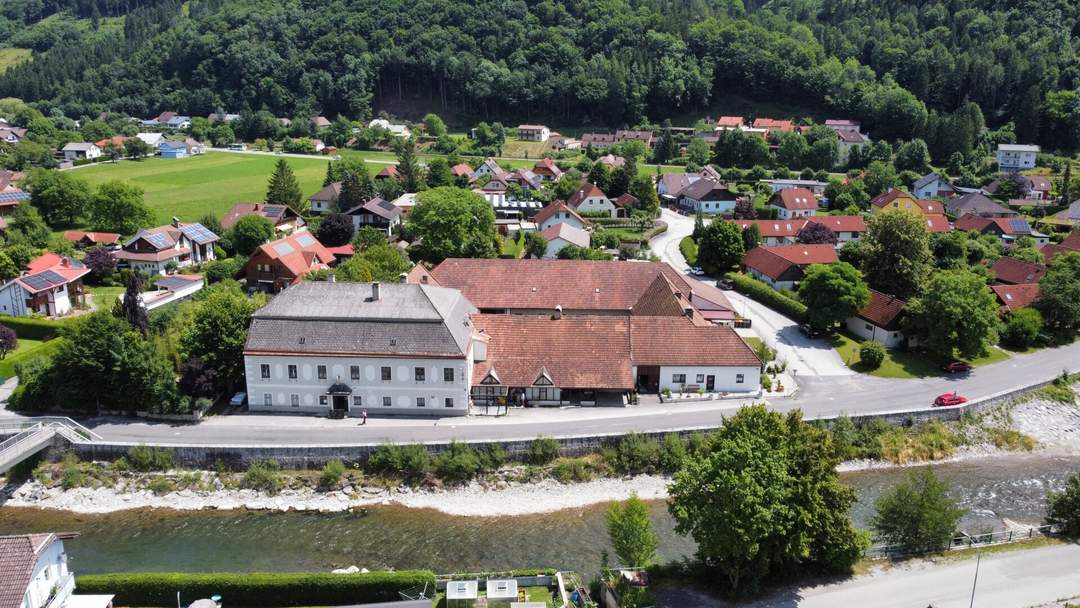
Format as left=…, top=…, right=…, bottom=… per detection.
left=642, top=221, right=667, bottom=241
left=0, top=315, right=68, bottom=340
left=0, top=337, right=64, bottom=379
left=725, top=272, right=808, bottom=322
left=75, top=571, right=437, bottom=607
left=441, top=568, right=558, bottom=580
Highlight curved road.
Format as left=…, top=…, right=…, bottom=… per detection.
left=2, top=209, right=1078, bottom=446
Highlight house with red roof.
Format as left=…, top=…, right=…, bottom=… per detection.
left=239, top=232, right=334, bottom=293
left=767, top=187, right=818, bottom=220
left=112, top=219, right=219, bottom=275
left=991, top=256, right=1048, bottom=285
left=0, top=532, right=106, bottom=608
left=450, top=163, right=473, bottom=179
left=221, top=203, right=306, bottom=232
left=742, top=244, right=839, bottom=289
left=751, top=118, right=794, bottom=133
left=716, top=116, right=745, bottom=129
left=532, top=158, right=563, bottom=182
left=991, top=283, right=1040, bottom=314
left=61, top=230, right=121, bottom=249
left=954, top=215, right=1049, bottom=246
left=566, top=182, right=616, bottom=218
left=845, top=289, right=907, bottom=348
left=733, top=216, right=866, bottom=246
left=375, top=165, right=400, bottom=180
left=534, top=201, right=588, bottom=233
left=0, top=255, right=90, bottom=317
left=1041, top=232, right=1080, bottom=264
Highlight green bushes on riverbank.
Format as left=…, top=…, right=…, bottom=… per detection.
left=75, top=571, right=437, bottom=607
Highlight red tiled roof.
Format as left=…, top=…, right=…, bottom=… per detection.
left=742, top=245, right=838, bottom=280
left=752, top=118, right=794, bottom=131
left=733, top=219, right=804, bottom=238
left=613, top=193, right=639, bottom=209
left=915, top=199, right=943, bottom=215
left=250, top=232, right=334, bottom=279
left=992, top=283, right=1040, bottom=313
left=857, top=289, right=906, bottom=330
left=424, top=258, right=695, bottom=313
left=565, top=182, right=608, bottom=209
left=717, top=116, right=745, bottom=128
left=324, top=244, right=354, bottom=257
left=450, top=163, right=473, bottom=177
left=0, top=534, right=56, bottom=608
left=472, top=314, right=635, bottom=390
left=376, top=165, right=399, bottom=178
left=27, top=252, right=62, bottom=273
left=630, top=316, right=759, bottom=367
left=956, top=216, right=1034, bottom=236
left=807, top=215, right=867, bottom=233
left=924, top=216, right=952, bottom=233
left=533, top=200, right=585, bottom=227
left=770, top=187, right=817, bottom=210
left=61, top=230, right=121, bottom=245
left=991, top=257, right=1048, bottom=285
left=1060, top=232, right=1080, bottom=250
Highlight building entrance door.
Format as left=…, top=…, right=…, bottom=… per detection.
left=706, top=375, right=715, bottom=391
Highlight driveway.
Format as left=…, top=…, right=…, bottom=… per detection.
left=650, top=208, right=853, bottom=377
left=655, top=543, right=1080, bottom=608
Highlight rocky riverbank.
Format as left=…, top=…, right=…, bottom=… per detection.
left=3, top=395, right=1078, bottom=517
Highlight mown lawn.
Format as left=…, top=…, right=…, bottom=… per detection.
left=679, top=236, right=698, bottom=265
left=87, top=285, right=125, bottom=311
left=74, top=152, right=335, bottom=225
left=832, top=331, right=1010, bottom=379
left=0, top=338, right=62, bottom=379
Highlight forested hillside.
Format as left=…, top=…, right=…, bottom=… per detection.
left=0, top=0, right=1077, bottom=150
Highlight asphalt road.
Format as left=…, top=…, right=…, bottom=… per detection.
left=656, top=543, right=1080, bottom=608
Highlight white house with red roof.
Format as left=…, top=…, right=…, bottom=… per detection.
left=534, top=201, right=588, bottom=232
left=0, top=254, right=90, bottom=317
left=0, top=532, right=113, bottom=608
left=767, top=187, right=818, bottom=219
left=845, top=290, right=907, bottom=348
left=742, top=244, right=839, bottom=290
left=239, top=232, right=334, bottom=293
left=566, top=182, right=616, bottom=218
left=540, top=222, right=590, bottom=258
left=532, top=158, right=563, bottom=182
left=113, top=219, right=219, bottom=275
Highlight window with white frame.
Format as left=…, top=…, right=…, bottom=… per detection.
left=350, top=365, right=360, bottom=380
left=696, top=374, right=705, bottom=383
left=414, top=367, right=425, bottom=382
left=672, top=373, right=686, bottom=383
left=317, top=365, right=327, bottom=380
left=416, top=397, right=426, bottom=407
left=382, top=396, right=392, bottom=407
left=381, top=367, right=391, bottom=381
left=443, top=368, right=454, bottom=382
left=319, top=395, right=328, bottom=405
left=288, top=365, right=297, bottom=379
left=260, top=364, right=270, bottom=379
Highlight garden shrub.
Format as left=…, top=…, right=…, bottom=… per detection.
left=434, top=441, right=481, bottom=483
left=609, top=433, right=660, bottom=474
left=526, top=435, right=559, bottom=465
left=658, top=433, right=689, bottom=474
left=319, top=458, right=346, bottom=490
left=242, top=459, right=283, bottom=493
left=859, top=340, right=886, bottom=369
left=366, top=444, right=431, bottom=480
left=724, top=271, right=808, bottom=322
left=126, top=445, right=175, bottom=472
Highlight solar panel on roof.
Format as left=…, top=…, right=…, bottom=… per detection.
left=145, top=233, right=171, bottom=248
left=21, top=274, right=53, bottom=290
left=272, top=242, right=295, bottom=255
left=181, top=223, right=218, bottom=243
left=1008, top=219, right=1030, bottom=232
left=377, top=200, right=396, bottom=211
left=0, top=191, right=30, bottom=203
left=262, top=205, right=285, bottom=217
left=295, top=234, right=316, bottom=247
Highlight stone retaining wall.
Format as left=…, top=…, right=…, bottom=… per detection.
left=67, top=376, right=1065, bottom=469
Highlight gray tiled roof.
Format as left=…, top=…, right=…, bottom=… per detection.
left=247, top=282, right=476, bottom=356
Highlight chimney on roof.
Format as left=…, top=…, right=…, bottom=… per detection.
left=553, top=305, right=562, bottom=320
left=683, top=305, right=694, bottom=317
left=372, top=282, right=380, bottom=301
left=171, top=216, right=182, bottom=228
left=398, top=272, right=408, bottom=284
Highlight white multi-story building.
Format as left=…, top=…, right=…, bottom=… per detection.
left=996, top=144, right=1039, bottom=173
left=243, top=281, right=477, bottom=417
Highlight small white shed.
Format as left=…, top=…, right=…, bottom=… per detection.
left=446, top=580, right=478, bottom=607
left=485, top=579, right=518, bottom=605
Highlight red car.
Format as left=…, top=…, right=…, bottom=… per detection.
left=942, top=361, right=973, bottom=374
left=934, top=393, right=968, bottom=407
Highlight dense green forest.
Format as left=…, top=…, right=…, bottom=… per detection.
left=0, top=0, right=1078, bottom=150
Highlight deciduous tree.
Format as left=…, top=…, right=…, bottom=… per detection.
left=903, top=269, right=999, bottom=359
left=871, top=468, right=963, bottom=553
left=607, top=495, right=659, bottom=568
left=797, top=262, right=870, bottom=330
left=88, top=180, right=153, bottom=234
left=407, top=187, right=498, bottom=263
left=230, top=215, right=276, bottom=255
left=1035, top=252, right=1080, bottom=341
left=861, top=209, right=932, bottom=299
left=696, top=221, right=744, bottom=274
left=316, top=212, right=355, bottom=247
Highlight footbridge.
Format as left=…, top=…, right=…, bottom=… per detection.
left=0, top=417, right=101, bottom=474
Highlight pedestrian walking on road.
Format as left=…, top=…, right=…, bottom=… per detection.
left=360, top=409, right=367, bottom=425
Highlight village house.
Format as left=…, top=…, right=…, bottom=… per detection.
left=612, top=193, right=639, bottom=217
left=677, top=180, right=738, bottom=214
left=752, top=118, right=794, bottom=133
left=845, top=289, right=907, bottom=348
left=344, top=197, right=402, bottom=235
left=912, top=173, right=954, bottom=199
left=243, top=281, right=476, bottom=417
left=313, top=116, right=332, bottom=129
left=60, top=142, right=101, bottom=162
left=761, top=179, right=828, bottom=196
left=0, top=532, right=114, bottom=608
left=517, top=125, right=550, bottom=142
left=767, top=187, right=818, bottom=219
left=94, top=135, right=127, bottom=151
left=308, top=182, right=341, bottom=214
left=1041, top=231, right=1080, bottom=263
left=534, top=200, right=588, bottom=233
left=0, top=186, right=29, bottom=223
left=376, top=165, right=399, bottom=180
left=716, top=116, right=745, bottom=129
left=870, top=189, right=920, bottom=215
left=112, top=219, right=219, bottom=275
left=733, top=216, right=867, bottom=246
left=158, top=140, right=188, bottom=159
left=390, top=192, right=419, bottom=216
left=990, top=256, right=1048, bottom=285
left=566, top=182, right=616, bottom=218
left=540, top=222, right=590, bottom=258
left=1052, top=200, right=1080, bottom=227
left=596, top=154, right=625, bottom=170
left=471, top=158, right=506, bottom=180
left=996, top=144, right=1039, bottom=173
left=368, top=118, right=409, bottom=138
left=0, top=126, right=27, bottom=144
left=134, top=132, right=164, bottom=148
left=580, top=133, right=617, bottom=149
left=954, top=215, right=1049, bottom=246
left=828, top=123, right=870, bottom=165
left=504, top=169, right=544, bottom=193
left=61, top=230, right=121, bottom=249
left=221, top=203, right=306, bottom=233
left=239, top=232, right=334, bottom=293
left=450, top=163, right=473, bottom=180
left=0, top=254, right=89, bottom=317
left=742, top=244, right=839, bottom=290
left=532, top=158, right=563, bottom=182
left=992, top=283, right=1040, bottom=315
left=614, top=130, right=655, bottom=148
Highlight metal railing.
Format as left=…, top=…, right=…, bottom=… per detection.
left=0, top=416, right=101, bottom=441
left=865, top=524, right=1059, bottom=559
left=0, top=417, right=101, bottom=469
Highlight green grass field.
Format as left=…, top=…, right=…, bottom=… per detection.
left=74, top=153, right=337, bottom=224
left=0, top=47, right=31, bottom=72
left=0, top=338, right=63, bottom=380
left=832, top=331, right=1010, bottom=379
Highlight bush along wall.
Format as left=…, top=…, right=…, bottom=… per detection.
left=724, top=272, right=808, bottom=322
left=0, top=315, right=67, bottom=340
left=75, top=571, right=438, bottom=607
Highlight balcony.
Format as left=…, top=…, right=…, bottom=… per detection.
left=42, top=573, right=74, bottom=608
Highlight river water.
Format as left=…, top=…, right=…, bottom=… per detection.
left=1, top=453, right=1077, bottom=575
